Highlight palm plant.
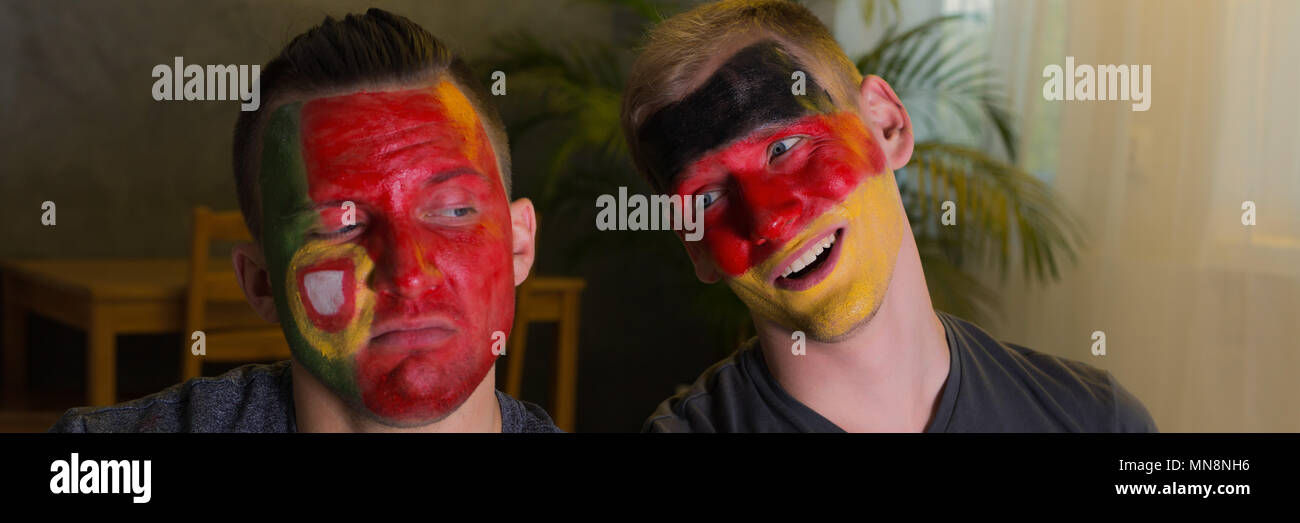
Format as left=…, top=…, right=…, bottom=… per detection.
left=482, top=0, right=1082, bottom=351
left=854, top=0, right=1083, bottom=320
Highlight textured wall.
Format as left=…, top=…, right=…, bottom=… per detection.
left=0, top=0, right=612, bottom=258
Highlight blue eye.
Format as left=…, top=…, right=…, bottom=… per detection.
left=699, top=189, right=724, bottom=208
left=440, top=207, right=476, bottom=218
left=769, top=136, right=804, bottom=161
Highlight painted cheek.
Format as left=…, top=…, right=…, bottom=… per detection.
left=470, top=224, right=516, bottom=322
left=431, top=219, right=513, bottom=309
left=284, top=242, right=377, bottom=362
left=707, top=228, right=749, bottom=277
left=296, top=258, right=356, bottom=332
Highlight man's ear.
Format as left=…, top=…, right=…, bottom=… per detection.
left=510, top=198, right=537, bottom=286
left=232, top=242, right=279, bottom=323
left=858, top=74, right=914, bottom=170
left=681, top=237, right=723, bottom=283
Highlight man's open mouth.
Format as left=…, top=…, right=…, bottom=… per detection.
left=773, top=227, right=844, bottom=291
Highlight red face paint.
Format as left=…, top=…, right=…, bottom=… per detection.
left=673, top=112, right=886, bottom=276
left=298, top=83, right=515, bottom=422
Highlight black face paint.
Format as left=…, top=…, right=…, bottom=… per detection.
left=635, top=40, right=837, bottom=192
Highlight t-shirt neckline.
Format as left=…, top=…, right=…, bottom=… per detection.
left=746, top=311, right=962, bottom=433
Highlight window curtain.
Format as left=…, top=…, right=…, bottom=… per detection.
left=980, top=0, right=1300, bottom=432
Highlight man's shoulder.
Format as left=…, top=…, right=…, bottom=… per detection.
left=642, top=346, right=756, bottom=433
left=49, top=361, right=296, bottom=433
left=495, top=391, right=564, bottom=433
left=940, top=312, right=1158, bottom=432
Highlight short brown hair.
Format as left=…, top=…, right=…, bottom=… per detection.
left=232, top=8, right=510, bottom=242
left=621, top=0, right=862, bottom=188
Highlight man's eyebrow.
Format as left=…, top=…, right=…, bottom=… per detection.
left=738, top=119, right=806, bottom=142
left=423, top=166, right=483, bottom=187
left=283, top=168, right=484, bottom=219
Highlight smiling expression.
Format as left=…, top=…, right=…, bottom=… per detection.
left=259, top=80, right=515, bottom=425
left=638, top=41, right=906, bottom=341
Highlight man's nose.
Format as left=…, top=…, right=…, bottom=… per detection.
left=374, top=228, right=442, bottom=298
left=739, top=181, right=803, bottom=245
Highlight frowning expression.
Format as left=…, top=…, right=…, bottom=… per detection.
left=637, top=41, right=906, bottom=341
left=259, top=80, right=514, bottom=425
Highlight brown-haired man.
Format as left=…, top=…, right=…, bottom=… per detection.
left=52, top=9, right=560, bottom=433
left=623, top=0, right=1156, bottom=432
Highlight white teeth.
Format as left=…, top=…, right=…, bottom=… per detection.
left=780, top=233, right=838, bottom=278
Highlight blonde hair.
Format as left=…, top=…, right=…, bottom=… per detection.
left=621, top=0, right=862, bottom=184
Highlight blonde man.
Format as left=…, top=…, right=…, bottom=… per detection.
left=622, top=0, right=1155, bottom=433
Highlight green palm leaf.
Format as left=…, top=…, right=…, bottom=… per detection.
left=902, top=142, right=1084, bottom=283
left=858, top=15, right=1018, bottom=161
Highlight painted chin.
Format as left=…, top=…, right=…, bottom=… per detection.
left=355, top=336, right=491, bottom=423
left=359, top=351, right=449, bottom=420
left=771, top=226, right=845, bottom=291
left=350, top=288, right=508, bottom=423
left=359, top=325, right=461, bottom=400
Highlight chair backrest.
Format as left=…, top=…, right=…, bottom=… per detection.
left=504, top=277, right=585, bottom=432
left=182, top=206, right=286, bottom=379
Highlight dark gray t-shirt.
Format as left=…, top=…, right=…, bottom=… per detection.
left=49, top=361, right=562, bottom=433
left=644, top=312, right=1158, bottom=433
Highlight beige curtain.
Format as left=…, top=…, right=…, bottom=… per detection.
left=982, top=0, right=1300, bottom=432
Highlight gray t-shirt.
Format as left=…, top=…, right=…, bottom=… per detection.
left=644, top=311, right=1158, bottom=433
left=49, top=361, right=562, bottom=433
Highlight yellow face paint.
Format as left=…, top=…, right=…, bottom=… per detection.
left=433, top=80, right=487, bottom=167
left=724, top=170, right=906, bottom=341
left=285, top=242, right=377, bottom=360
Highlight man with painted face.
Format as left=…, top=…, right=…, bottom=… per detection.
left=624, top=0, right=1156, bottom=432
left=51, top=9, right=559, bottom=432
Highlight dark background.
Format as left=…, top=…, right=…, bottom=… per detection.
left=0, top=0, right=738, bottom=432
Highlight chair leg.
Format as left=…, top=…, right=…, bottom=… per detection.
left=505, top=318, right=529, bottom=400
left=86, top=307, right=116, bottom=406
left=552, top=292, right=580, bottom=432
left=182, top=335, right=202, bottom=381
left=3, top=278, right=28, bottom=409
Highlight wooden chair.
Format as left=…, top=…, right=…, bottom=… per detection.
left=182, top=206, right=290, bottom=380
left=504, top=277, right=585, bottom=432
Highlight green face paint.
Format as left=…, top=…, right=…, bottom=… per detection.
left=261, top=102, right=364, bottom=403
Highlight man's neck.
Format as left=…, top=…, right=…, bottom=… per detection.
left=291, top=361, right=503, bottom=433
left=754, top=230, right=950, bottom=432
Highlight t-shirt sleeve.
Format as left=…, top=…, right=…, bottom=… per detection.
left=48, top=409, right=89, bottom=433
left=642, top=391, right=722, bottom=433
left=1108, top=372, right=1159, bottom=433
left=641, top=398, right=693, bottom=433
left=46, top=401, right=182, bottom=433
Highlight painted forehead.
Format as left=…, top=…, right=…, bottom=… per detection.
left=297, top=81, right=499, bottom=192
left=635, top=40, right=836, bottom=191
